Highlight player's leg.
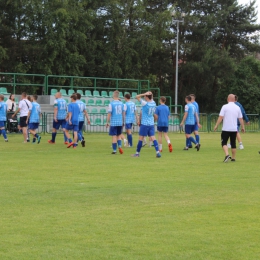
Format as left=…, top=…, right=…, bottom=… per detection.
left=120, top=133, right=127, bottom=147
left=157, top=129, right=163, bottom=152
left=78, top=121, right=85, bottom=147
left=221, top=131, right=231, bottom=162
left=117, top=126, right=124, bottom=154
left=109, top=126, right=118, bottom=154
left=236, top=127, right=244, bottom=149
left=126, top=124, right=133, bottom=147
left=132, top=125, right=146, bottom=157
left=0, top=121, right=8, bottom=141
left=62, top=120, right=68, bottom=144
left=72, top=125, right=78, bottom=148
left=149, top=127, right=160, bottom=157
left=49, top=119, right=59, bottom=143
left=230, top=132, right=237, bottom=161
left=194, top=122, right=200, bottom=144
left=163, top=129, right=172, bottom=152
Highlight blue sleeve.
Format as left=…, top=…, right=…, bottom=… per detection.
left=68, top=104, right=72, bottom=113
left=155, top=107, right=159, bottom=116
left=237, top=102, right=249, bottom=122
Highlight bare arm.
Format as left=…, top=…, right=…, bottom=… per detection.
left=239, top=118, right=245, bottom=133
left=83, top=110, right=91, bottom=125
left=136, top=91, right=152, bottom=102
left=54, top=107, right=58, bottom=122
left=12, top=108, right=20, bottom=117
left=106, top=113, right=111, bottom=127
left=26, top=110, right=31, bottom=123
left=214, top=116, right=223, bottom=131
left=180, top=112, right=188, bottom=126
left=195, top=112, right=201, bottom=128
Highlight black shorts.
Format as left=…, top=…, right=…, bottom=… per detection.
left=221, top=131, right=237, bottom=148
left=20, top=116, right=28, bottom=128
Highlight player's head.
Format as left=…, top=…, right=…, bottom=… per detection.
left=76, top=93, right=81, bottom=100
left=160, top=96, right=166, bottom=104
left=227, top=94, right=235, bottom=102
left=70, top=94, right=77, bottom=102
left=33, top=95, right=38, bottom=101
left=144, top=92, right=153, bottom=101
left=113, top=90, right=119, bottom=99
left=235, top=95, right=238, bottom=101
left=0, top=94, right=4, bottom=101
left=185, top=95, right=192, bottom=103
left=27, top=95, right=32, bottom=102
left=190, top=94, right=196, bottom=101
left=21, top=92, right=27, bottom=99
left=55, top=92, right=61, bottom=99
left=124, top=93, right=131, bottom=101
left=9, top=94, right=15, bottom=101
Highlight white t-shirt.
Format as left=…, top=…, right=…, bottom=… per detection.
left=19, top=99, right=32, bottom=117
left=219, top=102, right=242, bottom=131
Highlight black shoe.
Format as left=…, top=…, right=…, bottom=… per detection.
left=195, top=144, right=200, bottom=151
left=27, top=139, right=30, bottom=142
left=194, top=144, right=201, bottom=149
left=81, top=140, right=85, bottom=147
left=259, top=151, right=260, bottom=154
left=188, top=145, right=193, bottom=148
left=183, top=147, right=189, bottom=150
left=231, top=159, right=236, bottom=162
left=111, top=152, right=117, bottom=154
left=223, top=155, right=231, bottom=162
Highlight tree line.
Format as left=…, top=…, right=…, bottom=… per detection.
left=0, top=0, right=260, bottom=112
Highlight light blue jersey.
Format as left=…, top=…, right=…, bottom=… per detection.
left=76, top=100, right=86, bottom=122
left=108, top=100, right=125, bottom=126
left=140, top=99, right=156, bottom=126
left=54, top=98, right=67, bottom=120
left=125, top=101, right=136, bottom=124
left=185, top=103, right=196, bottom=125
left=29, top=102, right=41, bottom=123
left=0, top=101, right=7, bottom=121
left=192, top=101, right=199, bottom=123
left=155, top=105, right=170, bottom=127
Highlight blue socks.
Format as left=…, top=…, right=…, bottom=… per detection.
left=186, top=138, right=189, bottom=147
left=1, top=130, right=7, bottom=139
left=68, top=138, right=72, bottom=143
left=195, top=135, right=200, bottom=144
left=78, top=132, right=82, bottom=142
left=189, top=136, right=197, bottom=144
left=52, top=132, right=57, bottom=142
left=137, top=140, right=143, bottom=152
left=117, top=140, right=122, bottom=148
left=153, top=140, right=159, bottom=152
left=127, top=134, right=133, bottom=146
left=63, top=132, right=68, bottom=142
left=112, top=143, right=117, bottom=152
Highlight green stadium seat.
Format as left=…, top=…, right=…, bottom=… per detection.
left=51, top=88, right=58, bottom=95
left=64, top=98, right=69, bottom=103
left=104, top=100, right=110, bottom=106
left=87, top=99, right=94, bottom=105
left=100, top=108, right=107, bottom=114
left=173, top=118, right=180, bottom=125
left=85, top=90, right=92, bottom=97
left=4, top=97, right=7, bottom=102
left=109, top=91, right=114, bottom=97
left=93, top=90, right=100, bottom=97
left=122, top=100, right=126, bottom=104
left=131, top=92, right=137, bottom=98
left=101, top=91, right=108, bottom=97
left=135, top=100, right=141, bottom=107
left=95, top=118, right=102, bottom=126
left=68, top=89, right=75, bottom=96
left=0, top=87, right=10, bottom=95
left=82, top=99, right=86, bottom=104
left=60, top=89, right=68, bottom=96
left=103, top=118, right=107, bottom=125
left=95, top=99, right=103, bottom=106
left=86, top=108, right=90, bottom=113
left=15, top=98, right=19, bottom=104
left=91, top=108, right=98, bottom=113
left=77, top=90, right=85, bottom=96
left=119, top=92, right=124, bottom=98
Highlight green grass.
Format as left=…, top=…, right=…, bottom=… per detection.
left=1, top=132, right=260, bottom=260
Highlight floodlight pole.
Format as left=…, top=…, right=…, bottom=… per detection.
left=172, top=14, right=184, bottom=114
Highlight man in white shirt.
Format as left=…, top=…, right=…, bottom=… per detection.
left=12, top=92, right=32, bottom=143
left=214, top=94, right=245, bottom=162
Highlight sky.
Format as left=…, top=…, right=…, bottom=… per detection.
left=237, top=0, right=260, bottom=23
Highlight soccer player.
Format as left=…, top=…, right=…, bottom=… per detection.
left=48, top=92, right=67, bottom=144
left=180, top=95, right=201, bottom=151
left=26, top=95, right=41, bottom=144
left=214, top=94, right=245, bottom=162
left=65, top=94, right=80, bottom=149
left=154, top=96, right=172, bottom=152
left=76, top=93, right=90, bottom=147
left=0, top=95, right=8, bottom=142
left=189, top=94, right=200, bottom=148
left=124, top=93, right=138, bottom=147
left=106, top=90, right=125, bottom=154
left=12, top=92, right=32, bottom=143
left=132, top=91, right=161, bottom=158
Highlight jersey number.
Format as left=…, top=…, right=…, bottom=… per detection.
left=115, top=105, right=122, bottom=115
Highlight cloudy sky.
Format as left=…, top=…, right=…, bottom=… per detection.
left=237, top=0, right=259, bottom=22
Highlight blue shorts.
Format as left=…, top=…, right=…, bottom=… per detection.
left=185, top=125, right=195, bottom=134
left=0, top=121, right=6, bottom=128
left=157, top=126, right=168, bottom=133
left=125, top=123, right=132, bottom=130
left=79, top=121, right=84, bottom=131
left=139, top=125, right=155, bottom=137
left=65, top=123, right=79, bottom=132
left=53, top=119, right=66, bottom=130
left=109, top=126, right=122, bottom=136
left=194, top=122, right=199, bottom=131
left=29, top=123, right=39, bottom=130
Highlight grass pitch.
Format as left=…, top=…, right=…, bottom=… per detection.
left=1, top=132, right=260, bottom=260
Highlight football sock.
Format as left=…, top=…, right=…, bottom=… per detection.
left=52, top=132, right=57, bottom=142
left=78, top=132, right=82, bottom=142
left=153, top=140, right=159, bottom=152
left=117, top=140, right=122, bottom=148
left=195, top=135, right=200, bottom=144
left=63, top=132, right=67, bottom=142
left=150, top=141, right=153, bottom=146
left=112, top=143, right=117, bottom=152
left=137, top=140, right=143, bottom=152
left=189, top=136, right=197, bottom=144
left=167, top=139, right=171, bottom=144
left=68, top=138, right=73, bottom=143
left=2, top=130, right=7, bottom=139
left=33, top=138, right=36, bottom=143
left=35, top=134, right=39, bottom=138
left=159, top=144, right=162, bottom=150
left=186, top=138, right=189, bottom=147
left=128, top=134, right=133, bottom=146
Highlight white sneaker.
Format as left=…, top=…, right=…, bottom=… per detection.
left=227, top=144, right=231, bottom=148
left=239, top=144, right=244, bottom=150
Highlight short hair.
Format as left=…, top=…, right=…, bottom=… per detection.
left=70, top=94, right=77, bottom=100
left=21, top=92, right=27, bottom=97
left=145, top=92, right=153, bottom=100
left=235, top=95, right=238, bottom=101
left=33, top=94, right=38, bottom=101
left=0, top=94, right=4, bottom=101
left=9, top=93, right=14, bottom=100
left=160, top=96, right=166, bottom=103
left=190, top=94, right=196, bottom=99
left=113, top=90, right=119, bottom=98
left=27, top=95, right=32, bottom=102
left=124, top=93, right=131, bottom=99
left=76, top=93, right=81, bottom=99
left=186, top=95, right=192, bottom=101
